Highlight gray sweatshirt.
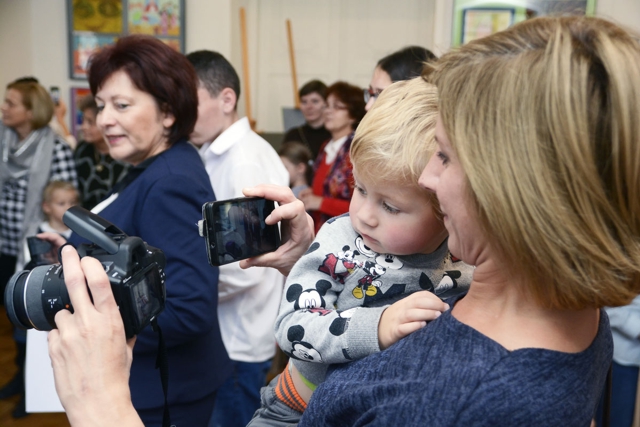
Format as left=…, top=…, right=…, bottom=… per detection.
left=274, top=214, right=474, bottom=386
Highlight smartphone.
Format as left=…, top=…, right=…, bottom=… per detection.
left=198, top=197, right=281, bottom=266
left=50, top=86, right=60, bottom=105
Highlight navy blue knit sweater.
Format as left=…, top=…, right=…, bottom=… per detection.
left=300, top=295, right=612, bottom=426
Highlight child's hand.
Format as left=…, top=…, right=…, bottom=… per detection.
left=378, top=291, right=449, bottom=350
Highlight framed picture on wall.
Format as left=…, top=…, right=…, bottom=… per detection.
left=70, top=87, right=92, bottom=138
left=452, top=0, right=597, bottom=46
left=67, top=0, right=185, bottom=79
left=462, top=8, right=514, bottom=45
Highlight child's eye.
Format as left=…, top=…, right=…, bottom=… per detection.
left=382, top=202, right=400, bottom=215
left=355, top=184, right=366, bottom=196
left=436, top=151, right=449, bottom=165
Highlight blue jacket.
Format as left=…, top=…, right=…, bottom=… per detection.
left=69, top=141, right=231, bottom=410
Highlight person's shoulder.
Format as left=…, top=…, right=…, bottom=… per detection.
left=317, top=214, right=353, bottom=234
left=139, top=142, right=211, bottom=190
left=283, top=126, right=302, bottom=142
left=455, top=317, right=612, bottom=425
left=153, top=141, right=204, bottom=172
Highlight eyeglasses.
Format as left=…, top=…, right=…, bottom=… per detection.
left=326, top=103, right=348, bottom=111
left=363, top=87, right=382, bottom=104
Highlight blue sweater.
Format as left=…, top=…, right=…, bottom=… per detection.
left=69, top=141, right=231, bottom=412
left=300, top=294, right=612, bottom=426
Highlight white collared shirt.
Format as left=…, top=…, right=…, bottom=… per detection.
left=199, top=116, right=290, bottom=362
left=323, top=135, right=348, bottom=164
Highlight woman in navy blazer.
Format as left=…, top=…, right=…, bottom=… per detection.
left=42, top=35, right=231, bottom=426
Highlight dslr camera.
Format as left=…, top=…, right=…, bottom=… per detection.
left=4, top=206, right=166, bottom=339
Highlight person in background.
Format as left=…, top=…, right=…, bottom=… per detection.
left=0, top=179, right=79, bottom=419
left=73, top=95, right=129, bottom=210
left=299, top=81, right=365, bottom=234
left=596, top=296, right=640, bottom=427
left=185, top=50, right=289, bottom=427
left=38, top=180, right=78, bottom=238
left=50, top=98, right=78, bottom=149
left=0, top=78, right=77, bottom=299
left=282, top=80, right=331, bottom=159
left=278, top=141, right=313, bottom=199
left=364, top=46, right=436, bottom=111
left=40, top=35, right=232, bottom=427
left=8, top=77, right=77, bottom=148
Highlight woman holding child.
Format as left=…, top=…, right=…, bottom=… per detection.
left=44, top=15, right=640, bottom=426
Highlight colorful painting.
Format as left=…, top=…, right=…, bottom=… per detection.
left=70, top=87, right=93, bottom=138
left=68, top=0, right=184, bottom=79
left=72, top=0, right=123, bottom=33
left=128, top=0, right=181, bottom=36
left=72, top=34, right=117, bottom=78
left=453, top=0, right=597, bottom=46
left=462, top=9, right=514, bottom=44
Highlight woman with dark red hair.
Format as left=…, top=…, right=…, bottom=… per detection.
left=40, top=35, right=231, bottom=426
left=299, top=82, right=365, bottom=233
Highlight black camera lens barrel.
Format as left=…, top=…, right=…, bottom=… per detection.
left=5, top=265, right=63, bottom=331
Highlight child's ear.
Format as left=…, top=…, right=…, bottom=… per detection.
left=42, top=202, right=51, bottom=216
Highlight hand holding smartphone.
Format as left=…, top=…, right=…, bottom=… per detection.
left=198, top=197, right=281, bottom=266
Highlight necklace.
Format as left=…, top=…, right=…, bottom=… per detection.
left=94, top=147, right=104, bottom=172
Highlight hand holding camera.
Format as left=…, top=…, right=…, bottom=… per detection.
left=4, top=206, right=166, bottom=339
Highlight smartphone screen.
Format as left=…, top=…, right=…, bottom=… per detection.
left=201, top=197, right=280, bottom=266
left=50, top=86, right=60, bottom=105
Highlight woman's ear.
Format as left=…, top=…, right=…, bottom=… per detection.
left=219, top=88, right=238, bottom=114
left=162, top=111, right=176, bottom=129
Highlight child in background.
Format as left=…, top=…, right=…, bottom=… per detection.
left=278, top=142, right=313, bottom=199
left=0, top=181, right=79, bottom=419
left=248, top=77, right=474, bottom=426
left=38, top=180, right=79, bottom=238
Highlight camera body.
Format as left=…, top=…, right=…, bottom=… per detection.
left=5, top=206, right=166, bottom=339
left=198, top=197, right=281, bottom=266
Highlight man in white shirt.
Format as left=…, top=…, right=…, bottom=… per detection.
left=186, top=50, right=290, bottom=427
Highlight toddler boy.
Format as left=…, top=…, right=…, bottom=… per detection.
left=248, top=77, right=473, bottom=426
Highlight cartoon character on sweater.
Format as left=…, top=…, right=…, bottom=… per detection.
left=318, top=245, right=361, bottom=284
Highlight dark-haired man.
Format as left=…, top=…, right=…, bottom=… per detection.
left=186, top=50, right=289, bottom=427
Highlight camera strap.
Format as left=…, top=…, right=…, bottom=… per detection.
left=151, top=318, right=174, bottom=427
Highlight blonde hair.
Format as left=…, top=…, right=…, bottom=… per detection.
left=6, top=81, right=54, bottom=130
left=42, top=181, right=79, bottom=204
left=426, top=16, right=640, bottom=310
left=351, top=77, right=438, bottom=188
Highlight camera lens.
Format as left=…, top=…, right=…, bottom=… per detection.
left=4, top=265, right=71, bottom=332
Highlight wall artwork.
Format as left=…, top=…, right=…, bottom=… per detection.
left=453, top=0, right=597, bottom=46
left=67, top=0, right=185, bottom=79
left=70, top=87, right=92, bottom=138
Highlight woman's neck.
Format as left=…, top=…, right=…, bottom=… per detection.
left=330, top=127, right=351, bottom=141
left=452, top=267, right=599, bottom=353
left=91, top=138, right=110, bottom=155
left=307, top=117, right=324, bottom=128
left=15, top=123, right=33, bottom=141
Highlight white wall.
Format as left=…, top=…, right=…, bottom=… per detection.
left=1, top=0, right=639, bottom=132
